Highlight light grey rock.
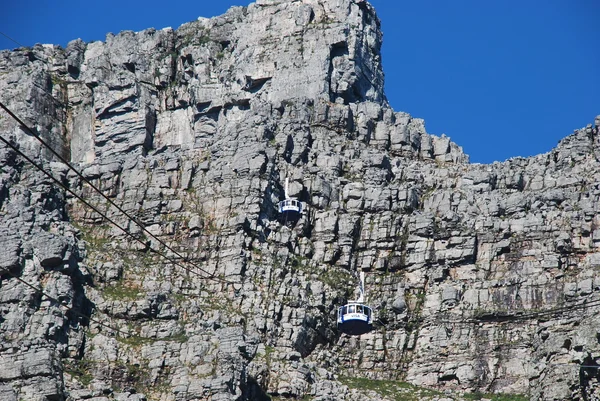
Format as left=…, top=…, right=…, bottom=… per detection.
left=0, top=384, right=17, bottom=401
left=0, top=1, right=598, bottom=400
left=0, top=235, right=21, bottom=271
left=391, top=289, right=407, bottom=314
left=32, top=231, right=71, bottom=268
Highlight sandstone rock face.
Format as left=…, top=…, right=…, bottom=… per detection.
left=1, top=1, right=599, bottom=400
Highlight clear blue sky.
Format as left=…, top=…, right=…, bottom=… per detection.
left=1, top=1, right=598, bottom=163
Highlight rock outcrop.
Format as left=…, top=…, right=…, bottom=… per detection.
left=0, top=1, right=599, bottom=400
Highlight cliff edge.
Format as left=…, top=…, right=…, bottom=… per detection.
left=0, top=1, right=599, bottom=400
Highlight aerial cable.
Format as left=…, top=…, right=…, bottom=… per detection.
left=0, top=36, right=241, bottom=285
left=0, top=31, right=25, bottom=49
left=0, top=132, right=234, bottom=285
left=549, top=364, right=600, bottom=369
left=0, top=267, right=135, bottom=339
left=431, top=297, right=600, bottom=325
left=0, top=31, right=67, bottom=107
left=0, top=106, right=239, bottom=285
left=509, top=298, right=600, bottom=321
left=486, top=297, right=600, bottom=322
left=0, top=30, right=139, bottom=108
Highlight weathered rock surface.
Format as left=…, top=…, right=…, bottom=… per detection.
left=1, top=1, right=599, bottom=400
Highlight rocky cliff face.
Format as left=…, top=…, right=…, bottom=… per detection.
left=1, top=1, right=599, bottom=400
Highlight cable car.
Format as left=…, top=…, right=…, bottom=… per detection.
left=278, top=178, right=303, bottom=219
left=278, top=198, right=303, bottom=214
left=337, top=303, right=373, bottom=335
left=337, top=271, right=373, bottom=335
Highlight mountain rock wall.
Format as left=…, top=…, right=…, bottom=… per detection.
left=1, top=1, right=599, bottom=400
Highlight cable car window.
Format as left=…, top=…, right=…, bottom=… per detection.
left=348, top=305, right=355, bottom=314
left=356, top=305, right=363, bottom=314
left=342, top=306, right=347, bottom=314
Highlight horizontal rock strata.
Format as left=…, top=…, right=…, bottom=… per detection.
left=1, top=1, right=599, bottom=400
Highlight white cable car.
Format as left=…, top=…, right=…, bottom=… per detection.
left=337, top=303, right=373, bottom=335
left=278, top=198, right=303, bottom=214
left=337, top=271, right=373, bottom=335
left=278, top=178, right=303, bottom=216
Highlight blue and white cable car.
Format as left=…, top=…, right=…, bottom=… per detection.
left=337, top=271, right=373, bottom=335
left=278, top=178, right=303, bottom=218
left=278, top=198, right=303, bottom=214
left=337, top=303, right=373, bottom=335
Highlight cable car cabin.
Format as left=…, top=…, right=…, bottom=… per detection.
left=337, top=303, right=373, bottom=335
left=278, top=199, right=303, bottom=215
